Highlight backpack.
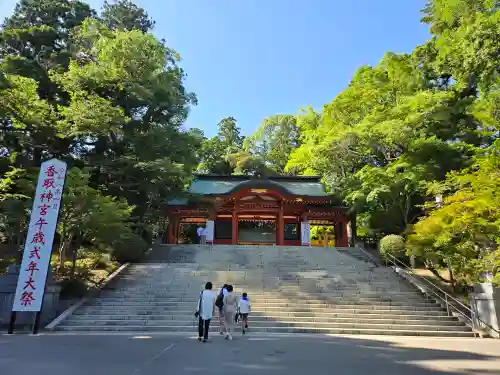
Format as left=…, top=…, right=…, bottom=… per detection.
left=215, top=290, right=224, bottom=309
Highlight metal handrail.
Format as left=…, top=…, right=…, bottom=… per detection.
left=384, top=252, right=500, bottom=335
left=386, top=253, right=470, bottom=310
left=353, top=244, right=381, bottom=265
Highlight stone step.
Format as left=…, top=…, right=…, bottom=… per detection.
left=95, top=295, right=431, bottom=303
left=73, top=310, right=451, bottom=318
left=59, top=320, right=469, bottom=332
left=122, top=276, right=397, bottom=281
left=67, top=315, right=461, bottom=326
left=56, top=325, right=474, bottom=337
left=120, top=278, right=405, bottom=288
left=97, top=298, right=431, bottom=305
left=124, top=272, right=394, bottom=274
left=101, top=289, right=422, bottom=295
left=100, top=294, right=424, bottom=300
left=110, top=282, right=416, bottom=287
left=79, top=305, right=444, bottom=314
left=88, top=301, right=441, bottom=308
left=114, top=290, right=418, bottom=296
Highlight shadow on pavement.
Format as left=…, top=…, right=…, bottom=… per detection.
left=2, top=331, right=500, bottom=375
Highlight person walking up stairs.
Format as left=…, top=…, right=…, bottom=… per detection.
left=195, top=282, right=216, bottom=342
left=238, top=292, right=251, bottom=334
left=222, top=285, right=238, bottom=340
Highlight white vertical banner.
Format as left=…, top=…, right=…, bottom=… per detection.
left=301, top=221, right=310, bottom=246
left=205, top=220, right=214, bottom=243
left=12, top=159, right=67, bottom=312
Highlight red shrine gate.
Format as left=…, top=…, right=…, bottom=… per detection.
left=166, top=175, right=351, bottom=247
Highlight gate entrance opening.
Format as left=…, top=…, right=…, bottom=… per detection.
left=238, top=219, right=276, bottom=244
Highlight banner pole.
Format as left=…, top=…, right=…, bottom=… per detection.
left=7, top=311, right=17, bottom=334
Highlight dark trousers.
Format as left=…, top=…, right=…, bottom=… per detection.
left=198, top=317, right=210, bottom=339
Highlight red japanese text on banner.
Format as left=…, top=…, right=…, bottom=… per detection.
left=12, top=159, right=67, bottom=312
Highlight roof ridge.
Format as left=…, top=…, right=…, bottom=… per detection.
left=193, top=173, right=321, bottom=181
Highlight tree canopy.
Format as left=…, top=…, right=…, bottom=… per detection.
left=0, top=0, right=202, bottom=276
left=1, top=0, right=499, bottom=284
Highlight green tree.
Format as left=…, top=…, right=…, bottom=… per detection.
left=245, top=114, right=299, bottom=173
left=407, top=141, right=500, bottom=285
left=0, top=0, right=95, bottom=167
left=101, top=0, right=155, bottom=32
left=1, top=1, right=201, bottom=270
left=44, top=168, right=134, bottom=273
left=380, top=234, right=405, bottom=259
left=197, top=117, right=244, bottom=174
left=0, top=168, right=32, bottom=251
left=226, top=150, right=275, bottom=176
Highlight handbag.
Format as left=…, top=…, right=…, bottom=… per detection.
left=234, top=306, right=240, bottom=323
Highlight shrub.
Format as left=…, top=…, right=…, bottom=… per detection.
left=380, top=234, right=405, bottom=259
left=111, top=233, right=148, bottom=263
left=59, top=278, right=87, bottom=299
left=94, top=253, right=112, bottom=269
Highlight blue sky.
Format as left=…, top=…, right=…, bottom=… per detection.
left=1, top=0, right=430, bottom=137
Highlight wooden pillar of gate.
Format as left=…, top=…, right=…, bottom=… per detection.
left=336, top=219, right=348, bottom=247
left=167, top=216, right=173, bottom=244
left=168, top=216, right=180, bottom=244
left=231, top=209, right=238, bottom=245
left=277, top=205, right=284, bottom=246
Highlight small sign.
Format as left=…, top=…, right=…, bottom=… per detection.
left=205, top=220, right=214, bottom=243
left=301, top=222, right=310, bottom=246
left=12, top=159, right=67, bottom=312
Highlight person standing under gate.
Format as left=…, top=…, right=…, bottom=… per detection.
left=196, top=225, right=206, bottom=244
left=195, top=282, right=216, bottom=342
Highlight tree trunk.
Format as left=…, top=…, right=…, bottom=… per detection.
left=58, top=243, right=65, bottom=272
left=426, top=264, right=454, bottom=285
left=15, top=223, right=23, bottom=264
left=70, top=237, right=82, bottom=279
left=447, top=259, right=456, bottom=293
left=70, top=248, right=78, bottom=279
left=58, top=235, right=72, bottom=273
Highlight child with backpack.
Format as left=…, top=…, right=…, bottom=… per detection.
left=238, top=292, right=251, bottom=334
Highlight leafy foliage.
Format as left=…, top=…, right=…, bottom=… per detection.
left=245, top=115, right=300, bottom=173
left=380, top=235, right=405, bottom=259
left=0, top=0, right=201, bottom=277
left=407, top=141, right=500, bottom=284
left=1, top=0, right=499, bottom=286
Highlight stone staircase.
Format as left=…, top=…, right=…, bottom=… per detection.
left=337, top=246, right=379, bottom=264
left=55, top=245, right=474, bottom=336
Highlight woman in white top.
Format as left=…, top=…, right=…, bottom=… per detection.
left=222, top=285, right=239, bottom=340
left=217, top=284, right=229, bottom=335
left=196, top=282, right=216, bottom=342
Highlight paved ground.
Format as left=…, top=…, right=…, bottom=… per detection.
left=1, top=332, right=500, bottom=375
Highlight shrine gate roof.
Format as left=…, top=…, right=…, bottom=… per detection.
left=167, top=174, right=345, bottom=206
left=188, top=174, right=330, bottom=196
